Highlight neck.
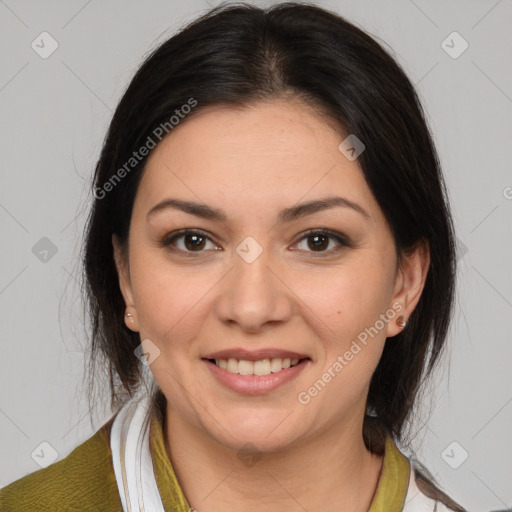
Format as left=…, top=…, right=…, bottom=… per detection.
left=163, top=405, right=383, bottom=512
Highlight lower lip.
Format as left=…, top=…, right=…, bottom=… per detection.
left=203, top=359, right=309, bottom=395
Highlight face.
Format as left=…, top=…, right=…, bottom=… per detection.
left=114, top=99, right=428, bottom=452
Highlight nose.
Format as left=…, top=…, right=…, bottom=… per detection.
left=215, top=244, right=293, bottom=333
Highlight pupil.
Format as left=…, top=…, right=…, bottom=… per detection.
left=185, top=234, right=205, bottom=251
left=309, top=234, right=328, bottom=251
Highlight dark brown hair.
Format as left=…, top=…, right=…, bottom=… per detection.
left=83, top=0, right=456, bottom=455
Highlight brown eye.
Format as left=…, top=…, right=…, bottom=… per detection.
left=293, top=229, right=351, bottom=255
left=182, top=233, right=206, bottom=251
left=307, top=233, right=330, bottom=251
left=161, top=229, right=219, bottom=254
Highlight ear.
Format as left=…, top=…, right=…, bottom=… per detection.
left=112, top=234, right=139, bottom=332
left=386, top=238, right=430, bottom=338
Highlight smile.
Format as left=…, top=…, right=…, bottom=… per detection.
left=208, top=357, right=303, bottom=376
left=202, top=357, right=310, bottom=395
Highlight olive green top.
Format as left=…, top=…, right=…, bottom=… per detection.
left=0, top=409, right=410, bottom=511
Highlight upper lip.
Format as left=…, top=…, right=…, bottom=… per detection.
left=203, top=348, right=310, bottom=361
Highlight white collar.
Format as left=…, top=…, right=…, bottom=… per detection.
left=110, top=393, right=165, bottom=512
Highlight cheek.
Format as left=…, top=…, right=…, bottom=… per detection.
left=299, top=256, right=395, bottom=335
left=299, top=276, right=390, bottom=405
left=293, top=255, right=395, bottom=392
left=129, top=250, right=210, bottom=343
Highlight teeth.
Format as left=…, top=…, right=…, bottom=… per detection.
left=270, top=358, right=283, bottom=372
left=254, top=359, right=271, bottom=376
left=213, top=357, right=302, bottom=375
left=238, top=359, right=254, bottom=375
left=227, top=358, right=238, bottom=373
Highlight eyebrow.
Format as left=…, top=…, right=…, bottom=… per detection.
left=147, top=196, right=370, bottom=223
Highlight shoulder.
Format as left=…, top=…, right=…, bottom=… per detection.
left=0, top=415, right=123, bottom=512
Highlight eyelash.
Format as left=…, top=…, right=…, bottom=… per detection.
left=160, top=228, right=352, bottom=257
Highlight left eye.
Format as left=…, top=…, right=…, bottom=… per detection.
left=292, top=229, right=350, bottom=254
left=161, top=229, right=350, bottom=255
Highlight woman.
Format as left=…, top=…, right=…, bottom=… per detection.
left=0, top=2, right=465, bottom=511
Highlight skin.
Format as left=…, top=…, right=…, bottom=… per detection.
left=113, top=98, right=430, bottom=512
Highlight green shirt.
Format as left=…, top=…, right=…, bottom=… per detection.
left=0, top=410, right=410, bottom=511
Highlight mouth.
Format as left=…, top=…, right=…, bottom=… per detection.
left=201, top=355, right=311, bottom=395
left=202, top=356, right=310, bottom=376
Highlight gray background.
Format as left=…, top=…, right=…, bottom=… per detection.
left=1, top=0, right=511, bottom=510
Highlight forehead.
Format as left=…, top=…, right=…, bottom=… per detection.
left=147, top=99, right=344, bottom=164
left=135, top=99, right=381, bottom=223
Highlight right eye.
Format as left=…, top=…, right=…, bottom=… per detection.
left=160, top=229, right=222, bottom=255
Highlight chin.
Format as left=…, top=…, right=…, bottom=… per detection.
left=204, top=411, right=303, bottom=453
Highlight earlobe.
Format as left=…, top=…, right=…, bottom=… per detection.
left=124, top=310, right=139, bottom=331
left=386, top=239, right=430, bottom=338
